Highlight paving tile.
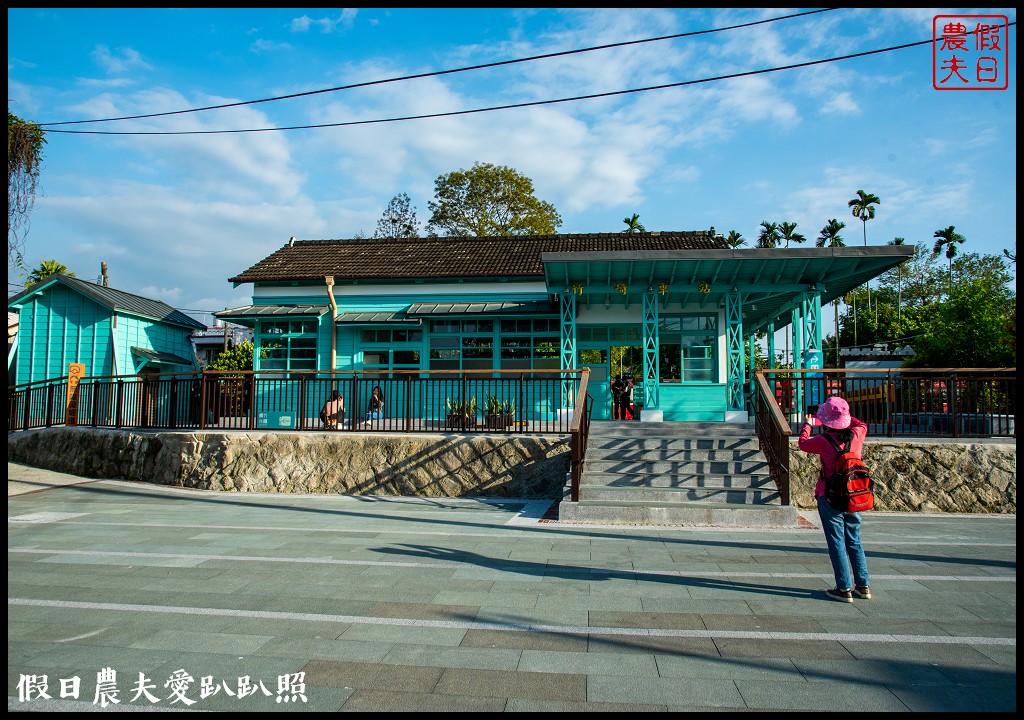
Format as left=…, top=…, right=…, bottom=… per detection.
left=434, top=666, right=586, bottom=701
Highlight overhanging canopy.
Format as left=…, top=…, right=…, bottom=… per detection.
left=130, top=347, right=193, bottom=366
left=406, top=300, right=556, bottom=316
left=213, top=304, right=329, bottom=328
left=335, top=311, right=420, bottom=325
left=541, top=245, right=914, bottom=334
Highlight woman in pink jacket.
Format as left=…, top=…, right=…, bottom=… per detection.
left=798, top=396, right=871, bottom=603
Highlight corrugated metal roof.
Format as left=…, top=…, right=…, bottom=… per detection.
left=214, top=304, right=329, bottom=319
left=334, top=311, right=420, bottom=325
left=228, top=231, right=726, bottom=284
left=130, top=347, right=194, bottom=365
left=7, top=275, right=205, bottom=330
left=406, top=300, right=556, bottom=315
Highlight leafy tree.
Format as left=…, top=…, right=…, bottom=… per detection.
left=374, top=192, right=421, bottom=239
left=206, top=340, right=255, bottom=372
left=426, top=162, right=562, bottom=237
left=1002, top=248, right=1015, bottom=264
left=755, top=221, right=780, bottom=248
left=778, top=221, right=806, bottom=247
left=724, top=230, right=745, bottom=248
left=904, top=278, right=1015, bottom=368
left=25, top=259, right=73, bottom=288
left=8, top=112, right=47, bottom=268
left=622, top=213, right=645, bottom=236
left=816, top=219, right=846, bottom=364
left=932, top=225, right=966, bottom=287
left=887, top=237, right=907, bottom=329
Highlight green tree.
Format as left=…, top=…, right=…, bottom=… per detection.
left=755, top=221, right=780, bottom=248
left=905, top=278, right=1015, bottom=367
left=932, top=225, right=967, bottom=287
left=374, top=192, right=421, bottom=239
left=778, top=221, right=806, bottom=248
left=887, top=237, right=907, bottom=331
left=25, top=259, right=73, bottom=288
left=816, top=219, right=846, bottom=364
left=426, top=162, right=562, bottom=237
left=206, top=340, right=255, bottom=372
left=622, top=213, right=645, bottom=236
left=724, top=230, right=745, bottom=248
left=8, top=112, right=47, bottom=268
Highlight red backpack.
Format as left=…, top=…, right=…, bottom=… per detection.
left=822, top=434, right=875, bottom=513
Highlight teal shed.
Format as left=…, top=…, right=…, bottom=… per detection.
left=8, top=274, right=204, bottom=386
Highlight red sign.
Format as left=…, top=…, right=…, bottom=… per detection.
left=933, top=15, right=1009, bottom=90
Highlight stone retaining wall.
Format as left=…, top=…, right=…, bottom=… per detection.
left=7, top=428, right=1016, bottom=513
left=7, top=428, right=571, bottom=498
left=787, top=438, right=1016, bottom=513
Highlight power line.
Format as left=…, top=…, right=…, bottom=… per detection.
left=41, top=38, right=936, bottom=137
left=38, top=8, right=839, bottom=128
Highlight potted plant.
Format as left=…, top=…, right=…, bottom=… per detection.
left=484, top=395, right=516, bottom=430
left=445, top=396, right=477, bottom=429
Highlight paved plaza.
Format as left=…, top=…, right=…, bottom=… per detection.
left=8, top=461, right=1016, bottom=712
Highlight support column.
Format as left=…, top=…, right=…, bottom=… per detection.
left=747, top=331, right=757, bottom=412
left=725, top=287, right=744, bottom=413
left=642, top=288, right=659, bottom=413
left=559, top=292, right=578, bottom=411
left=767, top=321, right=776, bottom=368
left=792, top=306, right=804, bottom=420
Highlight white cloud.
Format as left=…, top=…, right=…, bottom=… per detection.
left=820, top=91, right=859, bottom=115
left=91, top=45, right=151, bottom=75
left=289, top=10, right=358, bottom=34
left=250, top=38, right=292, bottom=53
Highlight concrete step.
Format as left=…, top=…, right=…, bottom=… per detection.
left=585, top=459, right=770, bottom=475
left=587, top=448, right=764, bottom=463
left=580, top=471, right=775, bottom=489
left=558, top=499, right=798, bottom=527
left=588, top=421, right=756, bottom=438
left=576, top=486, right=781, bottom=504
left=587, top=438, right=761, bottom=453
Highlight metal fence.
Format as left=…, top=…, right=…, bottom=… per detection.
left=8, top=369, right=589, bottom=436
left=756, top=367, right=1016, bottom=439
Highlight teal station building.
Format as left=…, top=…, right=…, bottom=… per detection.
left=218, top=231, right=913, bottom=422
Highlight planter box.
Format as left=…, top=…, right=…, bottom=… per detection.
left=484, top=413, right=514, bottom=430
left=446, top=414, right=476, bottom=430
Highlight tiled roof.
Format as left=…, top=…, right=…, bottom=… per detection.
left=228, top=231, right=727, bottom=283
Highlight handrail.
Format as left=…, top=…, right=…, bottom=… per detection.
left=569, top=368, right=592, bottom=502
left=753, top=372, right=792, bottom=505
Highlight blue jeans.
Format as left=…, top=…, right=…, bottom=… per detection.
left=817, top=496, right=870, bottom=590
left=364, top=411, right=382, bottom=422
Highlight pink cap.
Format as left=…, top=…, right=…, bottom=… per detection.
left=816, top=396, right=851, bottom=429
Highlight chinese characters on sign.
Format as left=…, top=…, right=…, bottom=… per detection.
left=933, top=15, right=1009, bottom=90
left=16, top=670, right=307, bottom=708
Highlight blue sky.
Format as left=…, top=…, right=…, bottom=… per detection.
left=7, top=7, right=1017, bottom=325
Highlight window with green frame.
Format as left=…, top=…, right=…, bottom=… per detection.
left=498, top=318, right=558, bottom=370
left=257, top=319, right=319, bottom=371
left=428, top=319, right=496, bottom=370
left=361, top=327, right=423, bottom=371
left=658, top=314, right=718, bottom=383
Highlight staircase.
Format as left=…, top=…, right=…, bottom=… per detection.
left=559, top=421, right=798, bottom=527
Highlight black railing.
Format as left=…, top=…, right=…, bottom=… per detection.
left=756, top=368, right=1016, bottom=439
left=8, top=368, right=591, bottom=436
left=568, top=368, right=593, bottom=502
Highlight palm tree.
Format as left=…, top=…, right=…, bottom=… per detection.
left=932, top=225, right=966, bottom=289
left=849, top=189, right=880, bottom=314
left=756, top=221, right=781, bottom=248
left=848, top=190, right=880, bottom=247
left=776, top=221, right=807, bottom=364
left=817, top=219, right=846, bottom=365
left=622, top=213, right=645, bottom=237
left=779, top=221, right=807, bottom=248
left=725, top=230, right=745, bottom=248
left=888, top=237, right=906, bottom=331
left=25, top=259, right=74, bottom=288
